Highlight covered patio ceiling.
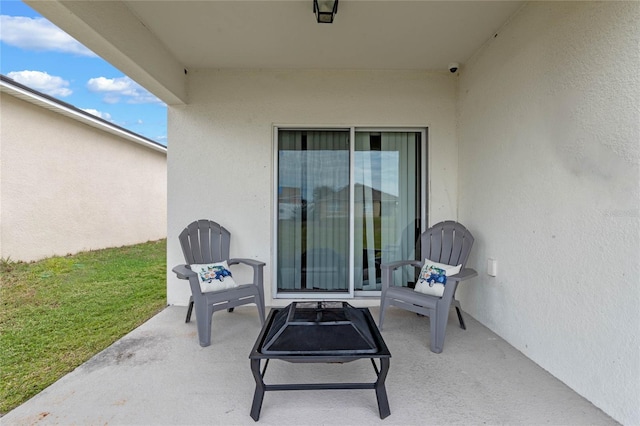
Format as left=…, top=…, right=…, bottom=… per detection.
left=25, top=0, right=524, bottom=105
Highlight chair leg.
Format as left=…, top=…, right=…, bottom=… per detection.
left=256, top=295, right=266, bottom=326
left=378, top=297, right=390, bottom=331
left=185, top=296, right=194, bottom=323
left=194, top=300, right=212, bottom=347
left=453, top=299, right=466, bottom=330
left=255, top=284, right=266, bottom=325
left=430, top=306, right=449, bottom=354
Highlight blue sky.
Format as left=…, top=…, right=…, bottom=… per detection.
left=0, top=0, right=167, bottom=145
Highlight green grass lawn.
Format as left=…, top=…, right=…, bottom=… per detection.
left=0, top=240, right=167, bottom=415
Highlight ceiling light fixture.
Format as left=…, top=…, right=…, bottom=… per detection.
left=313, top=0, right=338, bottom=24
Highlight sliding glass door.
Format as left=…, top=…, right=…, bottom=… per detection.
left=276, top=128, right=424, bottom=297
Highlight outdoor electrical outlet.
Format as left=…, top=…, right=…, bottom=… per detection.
left=487, top=258, right=497, bottom=277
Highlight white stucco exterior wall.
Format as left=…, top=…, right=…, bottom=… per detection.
left=0, top=93, right=167, bottom=262
left=457, top=2, right=640, bottom=424
left=167, top=69, right=458, bottom=306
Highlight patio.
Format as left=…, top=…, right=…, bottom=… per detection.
left=17, top=1, right=639, bottom=423
left=2, top=306, right=614, bottom=425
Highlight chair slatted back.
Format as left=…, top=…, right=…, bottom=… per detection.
left=421, top=221, right=474, bottom=267
left=179, top=220, right=231, bottom=265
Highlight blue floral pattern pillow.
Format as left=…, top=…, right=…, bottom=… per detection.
left=190, top=261, right=238, bottom=292
left=419, top=264, right=448, bottom=285
left=414, top=259, right=462, bottom=297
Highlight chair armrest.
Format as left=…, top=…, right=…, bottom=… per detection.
left=381, top=259, right=422, bottom=291
left=439, top=268, right=478, bottom=300
left=172, top=264, right=196, bottom=280
left=448, top=268, right=478, bottom=282
left=228, top=258, right=265, bottom=287
left=228, top=258, right=266, bottom=268
left=381, top=259, right=422, bottom=272
left=173, top=264, right=206, bottom=297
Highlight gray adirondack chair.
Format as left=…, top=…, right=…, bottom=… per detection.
left=172, top=220, right=266, bottom=347
left=378, top=220, right=477, bottom=353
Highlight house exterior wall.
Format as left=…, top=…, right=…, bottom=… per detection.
left=167, top=69, right=458, bottom=306
left=0, top=93, right=167, bottom=262
left=457, top=2, right=640, bottom=424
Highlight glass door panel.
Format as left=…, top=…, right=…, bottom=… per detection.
left=353, top=131, right=422, bottom=292
left=277, top=130, right=350, bottom=293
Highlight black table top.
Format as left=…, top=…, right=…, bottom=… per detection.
left=250, top=303, right=391, bottom=363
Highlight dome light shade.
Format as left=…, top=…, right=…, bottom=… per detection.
left=313, top=0, right=338, bottom=24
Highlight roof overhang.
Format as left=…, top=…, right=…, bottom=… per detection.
left=25, top=0, right=188, bottom=105
left=24, top=1, right=525, bottom=107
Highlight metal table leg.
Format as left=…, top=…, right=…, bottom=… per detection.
left=374, top=358, right=391, bottom=419
left=250, top=357, right=390, bottom=421
left=250, top=359, right=266, bottom=421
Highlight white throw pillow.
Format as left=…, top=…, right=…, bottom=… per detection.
left=414, top=259, right=462, bottom=297
left=190, top=261, right=238, bottom=293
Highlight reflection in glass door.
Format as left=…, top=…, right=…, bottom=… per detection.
left=354, top=132, right=422, bottom=292
left=277, top=130, right=350, bottom=292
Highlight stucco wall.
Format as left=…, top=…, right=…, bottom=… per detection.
left=0, top=93, right=167, bottom=262
left=457, top=2, right=640, bottom=424
left=167, top=69, right=458, bottom=306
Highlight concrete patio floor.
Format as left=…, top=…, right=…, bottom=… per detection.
left=3, top=305, right=616, bottom=425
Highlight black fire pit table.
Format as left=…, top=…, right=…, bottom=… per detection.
left=249, top=301, right=391, bottom=421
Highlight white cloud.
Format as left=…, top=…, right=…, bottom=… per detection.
left=7, top=70, right=72, bottom=97
left=0, top=15, right=97, bottom=57
left=81, top=109, right=113, bottom=121
left=86, top=76, right=162, bottom=105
